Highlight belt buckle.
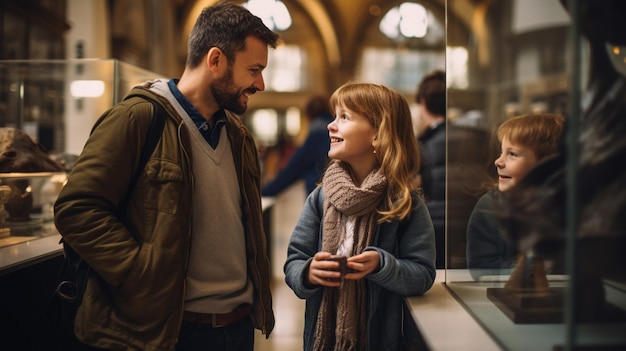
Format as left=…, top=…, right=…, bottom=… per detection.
left=212, top=313, right=224, bottom=328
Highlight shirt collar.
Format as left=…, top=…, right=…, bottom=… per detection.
left=167, top=78, right=227, bottom=131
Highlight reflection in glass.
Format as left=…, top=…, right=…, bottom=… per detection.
left=444, top=0, right=626, bottom=349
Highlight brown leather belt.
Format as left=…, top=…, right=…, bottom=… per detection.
left=182, top=304, right=251, bottom=327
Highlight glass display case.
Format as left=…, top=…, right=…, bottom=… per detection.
left=0, top=59, right=163, bottom=254
left=444, top=0, right=626, bottom=350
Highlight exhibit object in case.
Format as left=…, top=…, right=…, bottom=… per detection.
left=0, top=59, right=163, bottom=261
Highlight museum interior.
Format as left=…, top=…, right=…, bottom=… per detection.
left=0, top=0, right=625, bottom=350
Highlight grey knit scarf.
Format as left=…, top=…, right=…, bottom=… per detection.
left=313, top=162, right=387, bottom=351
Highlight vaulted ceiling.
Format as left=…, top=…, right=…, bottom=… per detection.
left=108, top=0, right=484, bottom=93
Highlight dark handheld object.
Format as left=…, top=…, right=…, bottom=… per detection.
left=326, top=255, right=348, bottom=276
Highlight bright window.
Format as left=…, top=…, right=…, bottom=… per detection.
left=359, top=48, right=445, bottom=93
left=264, top=45, right=306, bottom=92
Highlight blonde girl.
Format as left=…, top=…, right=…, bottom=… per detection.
left=284, top=82, right=436, bottom=351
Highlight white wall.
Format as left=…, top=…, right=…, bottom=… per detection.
left=512, top=0, right=570, bottom=34
left=64, top=0, right=111, bottom=155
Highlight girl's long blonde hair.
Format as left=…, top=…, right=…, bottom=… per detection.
left=330, top=82, right=420, bottom=222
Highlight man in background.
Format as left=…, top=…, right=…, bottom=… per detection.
left=262, top=95, right=333, bottom=197
left=416, top=70, right=446, bottom=269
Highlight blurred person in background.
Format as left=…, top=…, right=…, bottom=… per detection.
left=262, top=95, right=333, bottom=197
left=415, top=70, right=446, bottom=268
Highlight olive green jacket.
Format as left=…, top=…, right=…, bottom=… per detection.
left=54, top=85, right=274, bottom=350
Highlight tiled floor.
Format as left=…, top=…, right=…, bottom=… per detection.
left=255, top=182, right=307, bottom=351
left=254, top=278, right=306, bottom=351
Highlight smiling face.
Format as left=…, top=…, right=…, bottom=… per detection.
left=210, top=36, right=268, bottom=114
left=327, top=103, right=377, bottom=177
left=494, top=137, right=539, bottom=192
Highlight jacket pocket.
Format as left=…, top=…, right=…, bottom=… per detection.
left=113, top=242, right=183, bottom=325
left=143, top=159, right=183, bottom=215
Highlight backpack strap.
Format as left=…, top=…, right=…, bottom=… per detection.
left=116, top=96, right=167, bottom=240
left=54, top=95, right=167, bottom=308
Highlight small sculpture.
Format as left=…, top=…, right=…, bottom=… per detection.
left=0, top=185, right=11, bottom=238
left=0, top=127, right=64, bottom=225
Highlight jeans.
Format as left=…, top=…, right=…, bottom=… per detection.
left=175, top=316, right=254, bottom=351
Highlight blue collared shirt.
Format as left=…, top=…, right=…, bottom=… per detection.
left=167, top=79, right=226, bottom=149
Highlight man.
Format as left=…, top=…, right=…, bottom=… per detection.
left=262, top=95, right=333, bottom=197
left=415, top=70, right=446, bottom=269
left=54, top=3, right=278, bottom=350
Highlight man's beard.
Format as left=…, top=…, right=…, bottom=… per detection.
left=211, top=67, right=256, bottom=114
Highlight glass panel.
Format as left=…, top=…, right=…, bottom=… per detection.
left=445, top=0, right=552, bottom=343
left=0, top=59, right=163, bottom=247
left=445, top=0, right=626, bottom=349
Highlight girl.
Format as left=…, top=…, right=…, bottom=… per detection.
left=284, top=82, right=436, bottom=351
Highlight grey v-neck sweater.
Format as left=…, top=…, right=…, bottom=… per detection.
left=180, top=111, right=253, bottom=314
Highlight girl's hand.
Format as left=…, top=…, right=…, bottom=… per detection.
left=307, top=252, right=342, bottom=287
left=345, top=250, right=380, bottom=280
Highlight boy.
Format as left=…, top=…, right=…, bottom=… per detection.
left=466, top=113, right=564, bottom=280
